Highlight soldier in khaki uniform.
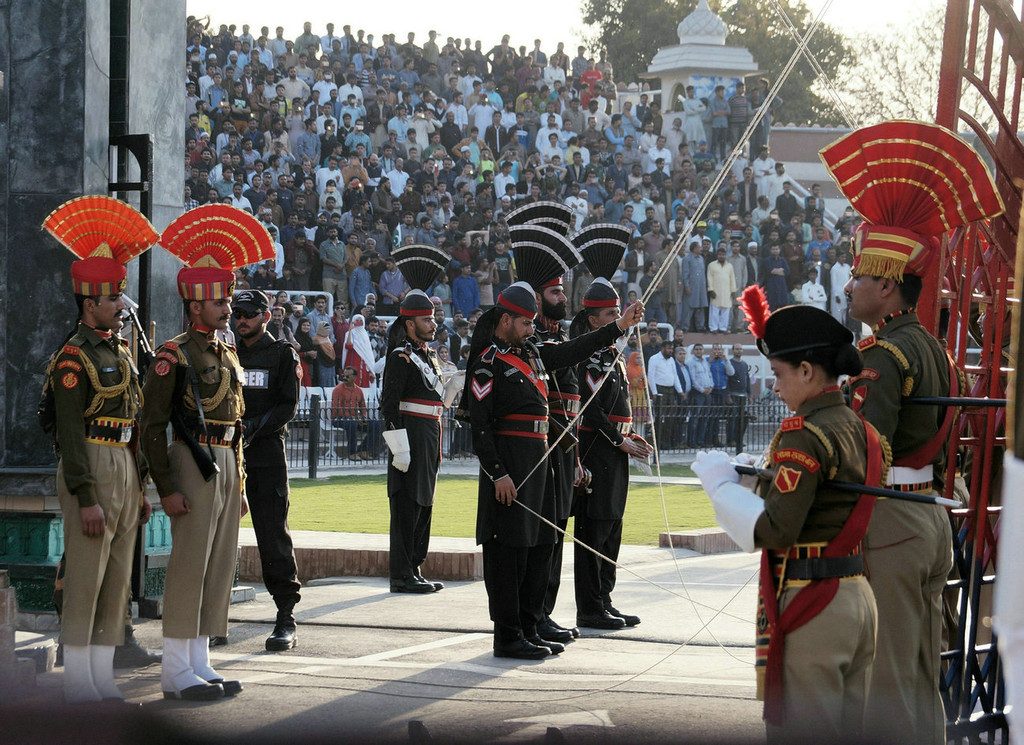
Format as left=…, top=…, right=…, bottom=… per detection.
left=141, top=205, right=276, bottom=701
left=41, top=196, right=158, bottom=703
left=820, top=121, right=1004, bottom=745
left=695, top=299, right=889, bottom=744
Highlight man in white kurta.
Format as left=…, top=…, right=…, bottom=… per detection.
left=706, top=245, right=737, bottom=334
left=829, top=251, right=852, bottom=322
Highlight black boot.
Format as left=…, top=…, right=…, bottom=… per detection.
left=266, top=609, right=297, bottom=651
left=113, top=625, right=162, bottom=668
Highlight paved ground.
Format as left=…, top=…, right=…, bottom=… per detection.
left=11, top=541, right=767, bottom=744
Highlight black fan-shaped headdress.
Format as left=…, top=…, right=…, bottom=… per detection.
left=504, top=201, right=574, bottom=237
left=508, top=224, right=582, bottom=290
left=392, top=243, right=450, bottom=291
left=571, top=224, right=633, bottom=281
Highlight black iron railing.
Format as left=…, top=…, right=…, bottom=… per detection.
left=285, top=393, right=791, bottom=476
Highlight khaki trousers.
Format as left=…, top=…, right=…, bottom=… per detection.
left=863, top=498, right=953, bottom=745
left=58, top=443, right=140, bottom=646
left=766, top=576, right=877, bottom=745
left=162, top=442, right=240, bottom=639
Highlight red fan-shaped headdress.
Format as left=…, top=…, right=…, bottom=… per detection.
left=160, top=205, right=275, bottom=300
left=43, top=196, right=158, bottom=295
left=820, top=120, right=1003, bottom=280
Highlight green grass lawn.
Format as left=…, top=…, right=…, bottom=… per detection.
left=247, top=472, right=713, bottom=546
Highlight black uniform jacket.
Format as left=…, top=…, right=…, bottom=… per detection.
left=577, top=347, right=632, bottom=520
left=381, top=342, right=444, bottom=507
left=237, top=331, right=300, bottom=470
left=535, top=321, right=580, bottom=522
left=470, top=322, right=622, bottom=547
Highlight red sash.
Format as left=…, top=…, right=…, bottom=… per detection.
left=495, top=349, right=548, bottom=399
left=757, top=416, right=883, bottom=725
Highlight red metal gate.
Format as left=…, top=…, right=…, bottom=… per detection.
left=932, top=0, right=1022, bottom=740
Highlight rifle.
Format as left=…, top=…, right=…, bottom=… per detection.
left=170, top=346, right=220, bottom=482
left=122, top=294, right=154, bottom=380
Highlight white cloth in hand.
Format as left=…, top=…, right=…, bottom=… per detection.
left=443, top=371, right=466, bottom=408
left=383, top=428, right=411, bottom=472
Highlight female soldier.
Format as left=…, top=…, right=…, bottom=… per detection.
left=694, top=287, right=889, bottom=743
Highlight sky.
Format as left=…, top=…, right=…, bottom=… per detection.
left=186, top=0, right=918, bottom=56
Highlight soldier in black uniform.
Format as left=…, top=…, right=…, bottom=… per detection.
left=233, top=289, right=302, bottom=650
left=381, top=244, right=458, bottom=593
left=505, top=212, right=587, bottom=644
left=569, top=226, right=652, bottom=630
left=464, top=281, right=643, bottom=659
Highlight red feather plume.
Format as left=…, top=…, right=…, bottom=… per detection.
left=159, top=204, right=275, bottom=270
left=740, top=284, right=770, bottom=340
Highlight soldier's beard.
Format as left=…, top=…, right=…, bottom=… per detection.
left=541, top=299, right=566, bottom=321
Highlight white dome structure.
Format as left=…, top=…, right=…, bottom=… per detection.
left=676, top=0, right=728, bottom=45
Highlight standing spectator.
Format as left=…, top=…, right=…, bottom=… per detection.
left=681, top=85, right=707, bottom=146
left=452, top=262, right=480, bottom=316
left=348, top=254, right=374, bottom=313
left=341, top=315, right=376, bottom=387
left=684, top=343, right=714, bottom=447
left=378, top=256, right=408, bottom=315
left=680, top=239, right=709, bottom=333
left=707, top=342, right=734, bottom=448
left=725, top=343, right=750, bottom=449
left=727, top=82, right=750, bottom=155
left=829, top=250, right=852, bottom=324
left=641, top=322, right=662, bottom=364
left=672, top=344, right=692, bottom=447
left=801, top=265, right=828, bottom=310
left=319, top=227, right=348, bottom=306
left=760, top=243, right=790, bottom=311
left=709, top=86, right=730, bottom=162
left=647, top=340, right=683, bottom=449
left=706, top=245, right=737, bottom=334
left=776, top=182, right=800, bottom=224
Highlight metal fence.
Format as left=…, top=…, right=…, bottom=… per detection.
left=285, top=393, right=791, bottom=477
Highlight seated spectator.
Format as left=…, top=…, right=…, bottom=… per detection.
left=331, top=366, right=381, bottom=460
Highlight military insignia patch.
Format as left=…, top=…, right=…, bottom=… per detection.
left=772, top=448, right=820, bottom=472
left=61, top=372, right=79, bottom=389
left=471, top=378, right=492, bottom=401
left=773, top=465, right=802, bottom=493
left=61, top=345, right=80, bottom=356
left=851, top=385, right=867, bottom=412
left=57, top=359, right=82, bottom=371
left=857, top=335, right=876, bottom=351
left=585, top=370, right=602, bottom=392
left=780, top=416, right=804, bottom=431
left=295, top=362, right=303, bottom=379
left=164, top=341, right=179, bottom=351
left=154, top=359, right=171, bottom=377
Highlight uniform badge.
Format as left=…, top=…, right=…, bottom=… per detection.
left=851, top=385, right=867, bottom=412
left=585, top=370, right=602, bottom=392
left=57, top=359, right=82, bottom=372
left=295, top=362, right=303, bottom=379
left=857, top=335, right=876, bottom=351
left=154, top=359, right=172, bottom=377
left=773, top=465, right=802, bottom=493
left=61, top=345, right=80, bottom=356
left=61, top=372, right=79, bottom=389
left=471, top=378, right=492, bottom=401
left=772, top=448, right=820, bottom=473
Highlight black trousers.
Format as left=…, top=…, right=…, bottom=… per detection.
left=543, top=518, right=570, bottom=618
left=389, top=494, right=433, bottom=580
left=248, top=466, right=301, bottom=611
left=573, top=515, right=622, bottom=615
left=482, top=540, right=554, bottom=643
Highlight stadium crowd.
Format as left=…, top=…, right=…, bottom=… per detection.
left=183, top=16, right=862, bottom=402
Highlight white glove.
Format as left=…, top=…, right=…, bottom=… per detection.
left=709, top=482, right=764, bottom=554
left=692, top=450, right=740, bottom=497
left=734, top=451, right=762, bottom=491
left=443, top=370, right=466, bottom=408
left=383, top=428, right=411, bottom=472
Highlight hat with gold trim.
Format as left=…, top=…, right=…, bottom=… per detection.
left=820, top=120, right=1003, bottom=280
left=43, top=196, right=159, bottom=295
left=160, top=204, right=276, bottom=300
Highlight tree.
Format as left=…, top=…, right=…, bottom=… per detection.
left=837, top=1, right=998, bottom=130
left=581, top=0, right=854, bottom=126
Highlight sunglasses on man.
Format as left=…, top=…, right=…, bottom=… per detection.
left=232, top=309, right=262, bottom=319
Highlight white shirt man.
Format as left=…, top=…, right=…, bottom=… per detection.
left=315, top=160, right=344, bottom=194
left=647, top=346, right=683, bottom=397
left=387, top=161, right=410, bottom=196
left=800, top=270, right=828, bottom=311
left=829, top=254, right=852, bottom=321
left=645, top=137, right=673, bottom=175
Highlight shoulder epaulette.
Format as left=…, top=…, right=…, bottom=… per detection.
left=61, top=344, right=81, bottom=356
left=164, top=340, right=180, bottom=351
left=479, top=345, right=497, bottom=364
left=780, top=415, right=804, bottom=431
left=856, top=335, right=876, bottom=351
